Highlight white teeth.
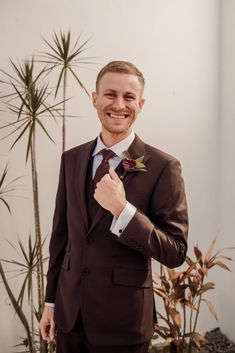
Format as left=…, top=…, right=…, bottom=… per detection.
left=109, top=114, right=127, bottom=119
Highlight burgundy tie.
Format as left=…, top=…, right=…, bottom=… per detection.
left=93, top=149, right=115, bottom=187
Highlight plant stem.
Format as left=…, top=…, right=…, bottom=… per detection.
left=30, top=126, right=45, bottom=353
left=181, top=305, right=186, bottom=353
left=30, top=270, right=36, bottom=350
left=62, top=66, right=67, bottom=152
left=0, top=262, right=36, bottom=353
left=188, top=294, right=203, bottom=353
left=193, top=294, right=202, bottom=335
left=187, top=297, right=194, bottom=353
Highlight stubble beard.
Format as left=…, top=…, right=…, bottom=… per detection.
left=101, top=114, right=136, bottom=136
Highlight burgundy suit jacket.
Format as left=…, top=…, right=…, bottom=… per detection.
left=45, top=135, right=188, bottom=346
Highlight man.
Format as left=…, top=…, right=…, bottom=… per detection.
left=40, top=61, right=188, bottom=353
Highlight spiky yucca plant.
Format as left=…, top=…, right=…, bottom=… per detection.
left=0, top=164, right=24, bottom=213
left=1, top=235, right=48, bottom=352
left=0, top=261, right=36, bottom=353
left=0, top=29, right=96, bottom=353
left=39, top=30, right=95, bottom=151
left=0, top=58, right=63, bottom=353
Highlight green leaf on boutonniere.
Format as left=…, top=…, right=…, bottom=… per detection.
left=135, top=156, right=144, bottom=163
left=122, top=151, right=131, bottom=159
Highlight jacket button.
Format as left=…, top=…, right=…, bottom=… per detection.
left=82, top=267, right=90, bottom=275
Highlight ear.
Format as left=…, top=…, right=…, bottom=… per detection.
left=138, top=98, right=145, bottom=111
left=92, top=91, right=98, bottom=108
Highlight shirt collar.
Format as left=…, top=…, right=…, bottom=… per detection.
left=92, top=130, right=135, bottom=158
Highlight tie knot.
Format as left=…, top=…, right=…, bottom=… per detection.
left=100, top=149, right=115, bottom=161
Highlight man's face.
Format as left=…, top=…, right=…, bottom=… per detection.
left=92, top=72, right=145, bottom=139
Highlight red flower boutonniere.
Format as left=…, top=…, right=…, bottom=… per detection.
left=120, top=151, right=147, bottom=180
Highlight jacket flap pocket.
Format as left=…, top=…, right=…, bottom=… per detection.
left=61, top=254, right=70, bottom=271
left=113, top=267, right=152, bottom=288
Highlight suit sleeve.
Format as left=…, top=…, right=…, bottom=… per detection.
left=118, top=159, right=188, bottom=268
left=45, top=153, right=68, bottom=303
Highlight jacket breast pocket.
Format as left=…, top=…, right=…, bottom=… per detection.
left=112, top=266, right=152, bottom=288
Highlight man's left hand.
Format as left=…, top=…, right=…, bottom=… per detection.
left=94, top=166, right=127, bottom=218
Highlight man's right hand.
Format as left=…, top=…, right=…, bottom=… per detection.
left=39, top=306, right=56, bottom=342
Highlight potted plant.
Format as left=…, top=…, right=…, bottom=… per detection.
left=151, top=238, right=235, bottom=353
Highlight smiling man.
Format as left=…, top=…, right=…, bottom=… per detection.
left=40, top=61, right=189, bottom=353
left=92, top=69, right=145, bottom=143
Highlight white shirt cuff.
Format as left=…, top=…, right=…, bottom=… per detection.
left=110, top=202, right=136, bottom=236
left=45, top=302, right=55, bottom=308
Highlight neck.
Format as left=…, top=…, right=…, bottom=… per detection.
left=101, top=130, right=132, bottom=147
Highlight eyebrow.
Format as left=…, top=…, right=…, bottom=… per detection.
left=104, top=89, right=137, bottom=96
left=103, top=89, right=116, bottom=93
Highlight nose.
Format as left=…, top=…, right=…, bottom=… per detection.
left=112, top=96, right=126, bottom=110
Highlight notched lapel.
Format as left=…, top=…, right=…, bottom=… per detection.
left=88, top=206, right=108, bottom=235
left=121, top=135, right=150, bottom=189
left=75, top=139, right=97, bottom=230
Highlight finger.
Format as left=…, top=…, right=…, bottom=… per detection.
left=40, top=321, right=48, bottom=341
left=40, top=327, right=48, bottom=341
left=109, top=166, right=120, bottom=182
left=49, top=320, right=56, bottom=341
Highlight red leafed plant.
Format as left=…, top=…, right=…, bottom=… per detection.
left=152, top=238, right=235, bottom=353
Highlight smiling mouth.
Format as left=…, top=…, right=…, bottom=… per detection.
left=107, top=113, right=129, bottom=119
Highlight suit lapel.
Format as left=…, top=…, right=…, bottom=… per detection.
left=121, top=135, right=150, bottom=189
left=75, top=139, right=97, bottom=230
left=88, top=134, right=150, bottom=234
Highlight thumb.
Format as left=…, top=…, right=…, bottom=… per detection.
left=109, top=166, right=120, bottom=182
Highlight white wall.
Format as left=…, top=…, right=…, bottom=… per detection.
left=219, top=0, right=235, bottom=340
left=0, top=0, right=232, bottom=351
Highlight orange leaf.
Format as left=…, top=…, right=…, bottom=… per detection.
left=215, top=255, right=233, bottom=261
left=168, top=270, right=182, bottom=281
left=203, top=299, right=218, bottom=321
left=204, top=237, right=217, bottom=264
left=154, top=288, right=167, bottom=296
left=210, top=261, right=231, bottom=271
left=169, top=308, right=181, bottom=328
left=194, top=246, right=202, bottom=261
left=198, top=282, right=215, bottom=294
left=191, top=332, right=206, bottom=347
left=184, top=262, right=197, bottom=277
left=199, top=267, right=208, bottom=276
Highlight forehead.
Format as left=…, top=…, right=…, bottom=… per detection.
left=98, top=72, right=142, bottom=94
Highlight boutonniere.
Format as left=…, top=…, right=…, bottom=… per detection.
left=120, top=151, right=147, bottom=180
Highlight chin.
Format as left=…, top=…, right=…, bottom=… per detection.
left=109, top=129, right=129, bottom=136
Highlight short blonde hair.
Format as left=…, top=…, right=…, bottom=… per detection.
left=96, top=61, right=145, bottom=95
